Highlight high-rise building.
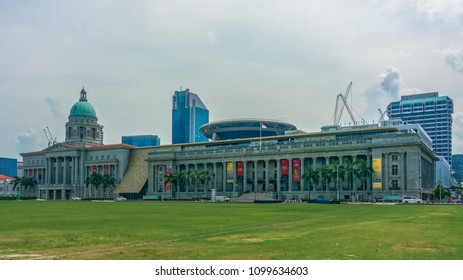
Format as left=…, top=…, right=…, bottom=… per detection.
left=122, top=135, right=161, bottom=147
left=172, top=88, right=209, bottom=144
left=0, top=157, right=17, bottom=177
left=387, top=92, right=453, bottom=165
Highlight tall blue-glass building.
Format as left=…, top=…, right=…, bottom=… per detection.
left=0, top=157, right=18, bottom=177
left=387, top=92, right=453, bottom=165
left=172, top=88, right=209, bottom=144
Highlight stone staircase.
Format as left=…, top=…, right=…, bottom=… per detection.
left=234, top=192, right=275, bottom=202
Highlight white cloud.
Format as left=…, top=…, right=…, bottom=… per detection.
left=1, top=0, right=463, bottom=157
left=378, top=66, right=401, bottom=100
left=14, top=128, right=47, bottom=155
left=434, top=47, right=463, bottom=74
left=413, top=0, right=463, bottom=27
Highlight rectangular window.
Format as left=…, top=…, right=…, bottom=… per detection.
left=391, top=179, right=399, bottom=190
left=391, top=154, right=398, bottom=161
left=392, top=164, right=398, bottom=176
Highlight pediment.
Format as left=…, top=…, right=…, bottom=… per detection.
left=43, top=143, right=79, bottom=153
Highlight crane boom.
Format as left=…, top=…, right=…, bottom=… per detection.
left=333, top=81, right=354, bottom=125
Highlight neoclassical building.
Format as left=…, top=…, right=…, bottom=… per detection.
left=21, top=88, right=133, bottom=199
left=115, top=126, right=436, bottom=202
left=21, top=88, right=437, bottom=201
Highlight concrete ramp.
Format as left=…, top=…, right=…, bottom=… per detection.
left=114, top=148, right=151, bottom=194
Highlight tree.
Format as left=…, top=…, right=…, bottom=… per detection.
left=20, top=177, right=37, bottom=196
left=302, top=165, right=319, bottom=200
left=342, top=158, right=356, bottom=193
left=319, top=165, right=333, bottom=192
left=354, top=159, right=372, bottom=191
left=199, top=170, right=212, bottom=192
left=86, top=173, right=103, bottom=198
left=165, top=171, right=178, bottom=192
left=11, top=176, right=22, bottom=194
left=434, top=184, right=451, bottom=201
left=102, top=174, right=116, bottom=197
left=331, top=160, right=345, bottom=200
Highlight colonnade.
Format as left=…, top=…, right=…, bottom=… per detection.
left=149, top=153, right=377, bottom=200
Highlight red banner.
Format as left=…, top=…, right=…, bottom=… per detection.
left=92, top=166, right=97, bottom=173
left=236, top=161, right=244, bottom=177
left=281, top=159, right=289, bottom=176
left=292, top=159, right=301, bottom=182
left=104, top=165, right=109, bottom=174
left=166, top=167, right=172, bottom=191
left=38, top=168, right=42, bottom=179
left=29, top=169, right=33, bottom=178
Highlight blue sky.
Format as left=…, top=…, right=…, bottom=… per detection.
left=1, top=0, right=462, bottom=160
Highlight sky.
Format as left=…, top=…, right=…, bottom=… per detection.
left=1, top=0, right=462, bottom=160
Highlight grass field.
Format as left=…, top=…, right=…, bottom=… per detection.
left=0, top=200, right=462, bottom=260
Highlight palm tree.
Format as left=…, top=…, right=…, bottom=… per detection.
left=20, top=177, right=37, bottom=196
left=165, top=172, right=177, bottom=190
left=331, top=160, right=346, bottom=200
left=302, top=165, right=319, bottom=201
left=354, top=159, right=372, bottom=192
left=342, top=158, right=356, bottom=195
left=102, top=174, right=116, bottom=198
left=86, top=173, right=103, bottom=198
left=11, top=176, right=22, bottom=195
left=190, top=169, right=201, bottom=193
left=320, top=165, right=333, bottom=194
left=199, top=169, right=212, bottom=193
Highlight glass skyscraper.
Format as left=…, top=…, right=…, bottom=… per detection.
left=0, top=157, right=18, bottom=177
left=172, top=88, right=209, bottom=144
left=387, top=92, right=453, bottom=165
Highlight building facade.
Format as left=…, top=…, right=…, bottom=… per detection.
left=21, top=88, right=133, bottom=199
left=21, top=144, right=133, bottom=199
left=387, top=92, right=453, bottom=165
left=0, top=157, right=17, bottom=178
left=144, top=126, right=436, bottom=201
left=122, top=135, right=160, bottom=147
left=172, top=89, right=209, bottom=144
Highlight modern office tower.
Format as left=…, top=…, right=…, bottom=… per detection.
left=387, top=92, right=453, bottom=165
left=122, top=135, right=161, bottom=147
left=0, top=157, right=17, bottom=177
left=172, top=88, right=209, bottom=144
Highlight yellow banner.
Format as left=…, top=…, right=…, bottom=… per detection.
left=226, top=162, right=234, bottom=183
left=372, top=158, right=382, bottom=189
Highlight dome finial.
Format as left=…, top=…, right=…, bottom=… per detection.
left=80, top=87, right=87, bottom=102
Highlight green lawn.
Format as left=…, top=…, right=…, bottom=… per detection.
left=0, top=200, right=462, bottom=260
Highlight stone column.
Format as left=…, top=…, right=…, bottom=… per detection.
left=46, top=158, right=51, bottom=185
left=265, top=159, right=269, bottom=192
left=233, top=161, right=237, bottom=193
left=288, top=158, right=293, bottom=192
left=254, top=160, right=258, bottom=193
left=63, top=157, right=68, bottom=186
left=243, top=161, right=248, bottom=192
left=277, top=159, right=281, bottom=192
left=300, top=158, right=305, bottom=191
left=54, top=158, right=59, bottom=185
left=213, top=163, right=217, bottom=191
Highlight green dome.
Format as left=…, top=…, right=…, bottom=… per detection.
left=69, top=88, right=97, bottom=119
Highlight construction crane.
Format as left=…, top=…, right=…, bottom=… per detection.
left=333, top=81, right=357, bottom=125
left=43, top=126, right=57, bottom=147
left=377, top=108, right=388, bottom=124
